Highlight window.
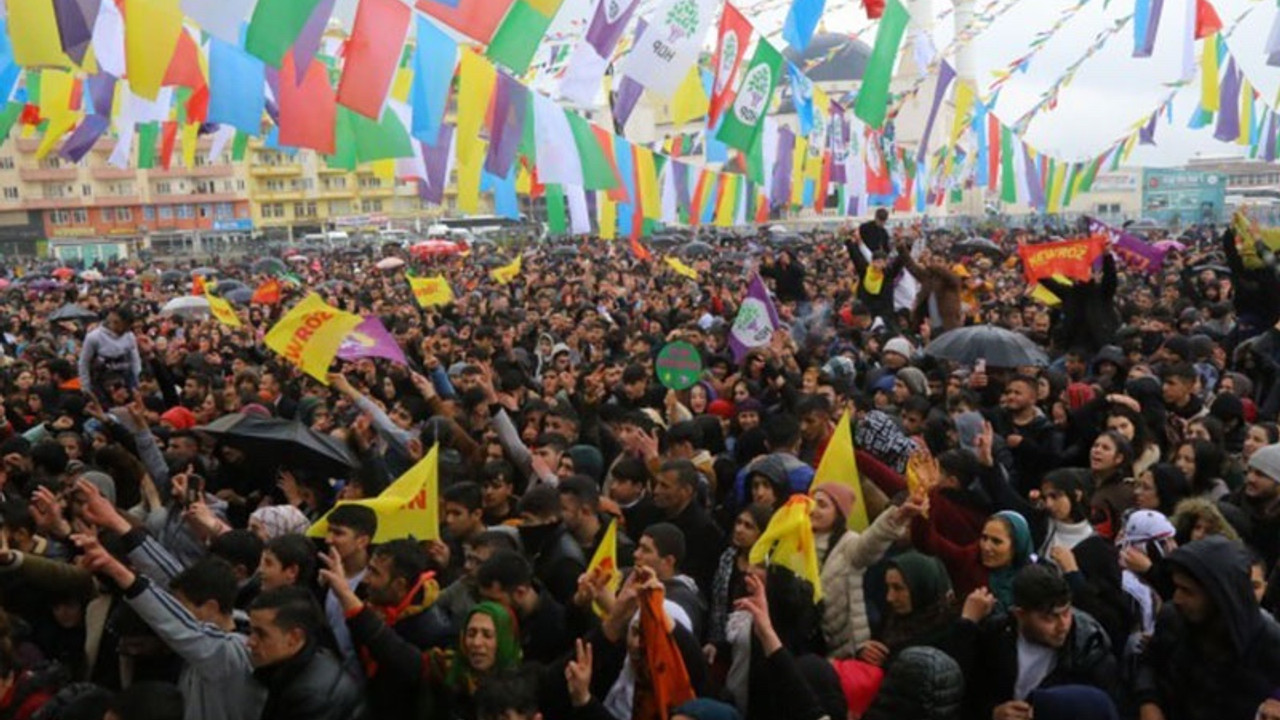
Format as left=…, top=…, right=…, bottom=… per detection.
left=329, top=200, right=351, bottom=215
left=176, top=204, right=193, bottom=219
left=198, top=204, right=211, bottom=218
left=39, top=158, right=62, bottom=170
left=291, top=178, right=314, bottom=191
left=155, top=181, right=172, bottom=195
left=50, top=210, right=70, bottom=225
left=195, top=181, right=217, bottom=194
left=361, top=199, right=382, bottom=212
left=359, top=176, right=381, bottom=189
left=215, top=203, right=233, bottom=219
left=81, top=184, right=92, bottom=197
left=116, top=207, right=132, bottom=222
left=158, top=206, right=173, bottom=220
left=1, top=188, right=16, bottom=200
left=144, top=206, right=155, bottom=220
left=264, top=179, right=285, bottom=192
left=293, top=201, right=317, bottom=218
left=262, top=203, right=285, bottom=219
left=0, top=157, right=12, bottom=169
left=236, top=180, right=246, bottom=191
left=324, top=177, right=347, bottom=190
left=72, top=209, right=88, bottom=224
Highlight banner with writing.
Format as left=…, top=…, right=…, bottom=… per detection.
left=264, top=293, right=363, bottom=383
left=1018, top=235, right=1107, bottom=284
left=1087, top=217, right=1168, bottom=274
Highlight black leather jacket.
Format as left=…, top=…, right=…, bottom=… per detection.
left=253, top=643, right=365, bottom=720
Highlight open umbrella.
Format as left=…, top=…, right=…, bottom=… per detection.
left=223, top=287, right=254, bottom=305
left=924, top=325, right=1050, bottom=368
left=27, top=279, right=63, bottom=292
left=196, top=413, right=358, bottom=478
left=79, top=269, right=103, bottom=282
left=954, top=237, right=1005, bottom=258
left=286, top=255, right=309, bottom=263
left=159, top=270, right=185, bottom=285
left=375, top=257, right=406, bottom=270
left=0, top=279, right=10, bottom=290
left=161, top=296, right=211, bottom=318
left=253, top=258, right=287, bottom=276
left=48, top=304, right=99, bottom=322
left=410, top=240, right=464, bottom=259
left=211, top=280, right=247, bottom=295
left=550, top=246, right=579, bottom=257
left=52, top=267, right=76, bottom=279
left=190, top=267, right=219, bottom=278
left=679, top=241, right=714, bottom=258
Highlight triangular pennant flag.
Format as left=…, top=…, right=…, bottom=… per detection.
left=309, top=445, right=441, bottom=542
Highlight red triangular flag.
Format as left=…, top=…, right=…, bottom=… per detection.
left=1195, top=0, right=1222, bottom=39
left=159, top=122, right=179, bottom=171
left=163, top=30, right=207, bottom=91
left=252, top=278, right=281, bottom=305
left=864, top=0, right=886, bottom=19
left=192, top=275, right=206, bottom=296
left=629, top=236, right=652, bottom=262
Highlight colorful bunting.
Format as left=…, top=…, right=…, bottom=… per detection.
left=337, top=0, right=412, bottom=119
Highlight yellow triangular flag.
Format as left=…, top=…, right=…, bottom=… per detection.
left=264, top=294, right=362, bottom=383
left=204, top=286, right=242, bottom=327
left=749, top=495, right=823, bottom=602
left=407, top=275, right=454, bottom=308
left=1028, top=283, right=1061, bottom=307
left=587, top=518, right=622, bottom=617
left=811, top=411, right=870, bottom=532
left=491, top=254, right=523, bottom=285
left=670, top=65, right=709, bottom=126
left=309, top=445, right=441, bottom=543
left=665, top=256, right=698, bottom=280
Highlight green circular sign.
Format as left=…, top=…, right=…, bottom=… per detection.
left=656, top=341, right=703, bottom=391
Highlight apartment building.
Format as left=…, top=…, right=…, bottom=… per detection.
left=0, top=127, right=254, bottom=261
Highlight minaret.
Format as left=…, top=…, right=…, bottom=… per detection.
left=953, top=0, right=977, bottom=83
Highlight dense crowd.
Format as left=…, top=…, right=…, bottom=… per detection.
left=0, top=210, right=1274, bottom=720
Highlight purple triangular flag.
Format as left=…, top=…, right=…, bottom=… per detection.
left=292, top=0, right=335, bottom=85
left=337, top=316, right=409, bottom=365
left=59, top=115, right=110, bottom=163
left=54, top=0, right=100, bottom=66
left=484, top=73, right=528, bottom=179
left=729, top=273, right=782, bottom=362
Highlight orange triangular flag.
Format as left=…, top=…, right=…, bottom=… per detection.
left=252, top=278, right=282, bottom=305
left=192, top=274, right=206, bottom=296
left=638, top=589, right=695, bottom=719
left=630, top=236, right=652, bottom=262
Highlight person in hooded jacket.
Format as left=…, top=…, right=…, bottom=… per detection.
left=1134, top=536, right=1280, bottom=720
left=867, top=552, right=957, bottom=661
left=862, top=646, right=964, bottom=720
left=1225, top=443, right=1280, bottom=570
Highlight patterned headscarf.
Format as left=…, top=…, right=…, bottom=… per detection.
left=249, top=505, right=311, bottom=540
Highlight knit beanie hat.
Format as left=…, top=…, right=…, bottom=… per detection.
left=812, top=482, right=856, bottom=523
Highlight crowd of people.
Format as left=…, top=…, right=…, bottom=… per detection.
left=0, top=211, right=1273, bottom=720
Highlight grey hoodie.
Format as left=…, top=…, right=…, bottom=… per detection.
left=78, top=325, right=141, bottom=392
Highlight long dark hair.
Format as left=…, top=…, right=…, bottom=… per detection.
left=1181, top=439, right=1225, bottom=496
left=1093, top=430, right=1135, bottom=482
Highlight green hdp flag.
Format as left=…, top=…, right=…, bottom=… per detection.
left=567, top=112, right=617, bottom=191
left=487, top=0, right=565, bottom=76
left=853, top=0, right=909, bottom=129
left=246, top=0, right=324, bottom=67
left=717, top=39, right=782, bottom=154
left=999, top=125, right=1017, bottom=204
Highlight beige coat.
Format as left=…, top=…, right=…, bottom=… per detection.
left=816, top=508, right=907, bottom=659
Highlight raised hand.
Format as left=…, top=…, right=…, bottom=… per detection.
left=30, top=486, right=71, bottom=539
left=961, top=587, right=997, bottom=623
left=564, top=639, right=594, bottom=708
left=75, top=478, right=129, bottom=535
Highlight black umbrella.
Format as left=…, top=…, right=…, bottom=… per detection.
left=223, top=287, right=254, bottom=305
left=649, top=235, right=682, bottom=247
left=159, top=270, right=185, bottom=285
left=680, top=241, right=714, bottom=258
left=211, top=280, right=247, bottom=295
left=252, top=258, right=287, bottom=276
left=954, top=237, right=1005, bottom=257
left=48, top=304, right=99, bottom=322
left=924, top=325, right=1050, bottom=368
left=190, top=267, right=219, bottom=278
left=196, top=413, right=358, bottom=478
left=550, top=246, right=579, bottom=257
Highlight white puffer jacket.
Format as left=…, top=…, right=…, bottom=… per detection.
left=816, top=507, right=907, bottom=659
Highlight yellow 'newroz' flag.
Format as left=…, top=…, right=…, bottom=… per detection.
left=407, top=275, right=454, bottom=308
left=204, top=286, right=242, bottom=327
left=587, top=518, right=623, bottom=617
left=264, top=294, right=362, bottom=384
left=665, top=256, right=698, bottom=280
left=812, top=411, right=870, bottom=532
left=491, top=255, right=523, bottom=285
left=749, top=495, right=823, bottom=602
left=310, top=445, right=441, bottom=543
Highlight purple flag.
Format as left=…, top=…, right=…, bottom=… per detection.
left=1134, top=0, right=1163, bottom=57
left=485, top=73, right=528, bottom=179
left=1022, top=144, right=1045, bottom=209
left=420, top=124, right=454, bottom=205
left=613, top=75, right=645, bottom=134
left=292, top=0, right=335, bottom=84
left=337, top=316, right=409, bottom=365
left=673, top=160, right=691, bottom=210
left=771, top=125, right=795, bottom=208
left=1139, top=111, right=1158, bottom=145
left=1266, top=112, right=1278, bottom=162
left=88, top=74, right=116, bottom=116
left=729, top=274, right=782, bottom=362
left=1087, top=217, right=1168, bottom=274
left=585, top=0, right=640, bottom=57
left=918, top=61, right=956, bottom=163
left=59, top=115, right=110, bottom=162
left=1215, top=59, right=1242, bottom=142
left=54, top=0, right=100, bottom=65
left=829, top=104, right=849, bottom=184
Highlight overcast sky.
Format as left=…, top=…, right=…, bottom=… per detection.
left=338, top=0, right=1280, bottom=167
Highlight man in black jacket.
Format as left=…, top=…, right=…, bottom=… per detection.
left=1135, top=536, right=1280, bottom=720
left=859, top=208, right=892, bottom=253
left=652, top=460, right=723, bottom=601
left=475, top=550, right=572, bottom=665
left=947, top=565, right=1119, bottom=720
left=247, top=587, right=364, bottom=720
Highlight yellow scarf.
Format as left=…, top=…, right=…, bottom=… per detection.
left=863, top=266, right=885, bottom=295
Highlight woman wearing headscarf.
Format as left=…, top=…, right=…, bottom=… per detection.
left=868, top=552, right=957, bottom=660
left=911, top=507, right=1033, bottom=612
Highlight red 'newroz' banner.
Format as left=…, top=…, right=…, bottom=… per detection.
left=1018, top=236, right=1107, bottom=284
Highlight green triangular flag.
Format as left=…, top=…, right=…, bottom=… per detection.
left=352, top=108, right=413, bottom=164
left=487, top=1, right=561, bottom=76
left=137, top=123, right=160, bottom=169
left=566, top=113, right=617, bottom=191
left=246, top=0, right=324, bottom=67
left=326, top=109, right=358, bottom=171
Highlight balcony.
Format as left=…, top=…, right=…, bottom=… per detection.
left=357, top=186, right=394, bottom=198
left=150, top=165, right=235, bottom=179
left=91, top=167, right=137, bottom=181
left=249, top=165, right=300, bottom=177
left=22, top=197, right=86, bottom=210
left=150, top=192, right=240, bottom=205
left=318, top=166, right=350, bottom=175
left=94, top=196, right=142, bottom=206
left=251, top=190, right=303, bottom=202
left=19, top=167, right=79, bottom=182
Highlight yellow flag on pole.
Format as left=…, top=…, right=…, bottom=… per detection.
left=309, top=445, right=441, bottom=542
left=665, top=256, right=699, bottom=280
left=586, top=518, right=623, bottom=617
left=749, top=495, right=823, bottom=602
left=264, top=294, right=362, bottom=384
left=811, top=411, right=871, bottom=532
left=204, top=286, right=242, bottom=327
left=490, top=255, right=523, bottom=285
left=407, top=275, right=454, bottom=308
